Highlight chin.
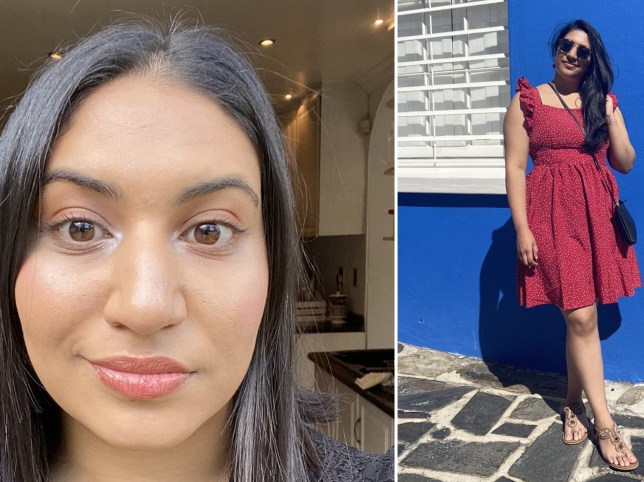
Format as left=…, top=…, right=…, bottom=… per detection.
left=62, top=397, right=232, bottom=452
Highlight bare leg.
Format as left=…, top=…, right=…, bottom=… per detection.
left=565, top=340, right=584, bottom=403
left=562, top=340, right=587, bottom=443
left=562, top=304, right=638, bottom=468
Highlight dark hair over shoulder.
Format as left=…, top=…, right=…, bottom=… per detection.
left=550, top=19, right=614, bottom=153
left=0, top=18, right=317, bottom=482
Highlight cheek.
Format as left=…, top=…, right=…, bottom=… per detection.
left=190, top=250, right=269, bottom=364
left=15, top=251, right=107, bottom=359
left=229, top=259, right=269, bottom=326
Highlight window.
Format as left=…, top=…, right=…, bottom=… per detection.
left=397, top=0, right=510, bottom=193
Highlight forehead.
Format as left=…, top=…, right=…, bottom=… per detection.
left=48, top=75, right=261, bottom=194
left=563, top=29, right=590, bottom=47
left=61, top=75, right=250, bottom=149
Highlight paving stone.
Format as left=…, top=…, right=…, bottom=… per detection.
left=431, top=427, right=451, bottom=440
left=510, top=397, right=559, bottom=421
left=397, top=348, right=476, bottom=378
left=398, top=410, right=429, bottom=419
left=633, top=436, right=644, bottom=470
left=398, top=386, right=474, bottom=415
left=613, top=414, right=644, bottom=430
left=495, top=478, right=515, bottom=482
left=458, top=362, right=567, bottom=397
left=398, top=377, right=449, bottom=396
left=508, top=423, right=584, bottom=482
left=399, top=421, right=435, bottom=444
left=492, top=422, right=537, bottom=438
left=451, top=391, right=513, bottom=436
left=400, top=439, right=519, bottom=477
left=398, top=474, right=442, bottom=482
left=398, top=443, right=407, bottom=457
left=589, top=474, right=642, bottom=481
left=589, top=439, right=605, bottom=468
left=617, top=385, right=644, bottom=406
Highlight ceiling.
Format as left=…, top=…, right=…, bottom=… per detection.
left=0, top=0, right=394, bottom=111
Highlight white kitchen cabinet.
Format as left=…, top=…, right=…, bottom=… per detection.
left=365, top=82, right=395, bottom=350
left=360, top=396, right=394, bottom=454
left=313, top=366, right=393, bottom=454
left=281, top=95, right=320, bottom=237
left=314, top=369, right=358, bottom=448
left=317, top=82, right=367, bottom=236
left=280, top=81, right=368, bottom=237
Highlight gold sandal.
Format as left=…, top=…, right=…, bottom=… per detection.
left=594, top=424, right=639, bottom=471
left=562, top=402, right=588, bottom=445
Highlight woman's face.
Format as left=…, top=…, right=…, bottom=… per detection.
left=555, top=28, right=592, bottom=80
left=15, top=76, right=269, bottom=451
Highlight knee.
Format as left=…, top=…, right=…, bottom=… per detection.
left=565, top=310, right=598, bottom=337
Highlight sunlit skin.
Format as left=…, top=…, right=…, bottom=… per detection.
left=504, top=29, right=638, bottom=468
left=15, top=75, right=269, bottom=481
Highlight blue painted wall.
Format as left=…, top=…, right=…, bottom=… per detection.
left=398, top=0, right=644, bottom=382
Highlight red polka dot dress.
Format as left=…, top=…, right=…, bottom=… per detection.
left=516, top=77, right=641, bottom=310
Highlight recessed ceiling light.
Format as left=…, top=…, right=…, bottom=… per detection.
left=259, top=39, right=275, bottom=47
left=374, top=18, right=384, bottom=27
left=49, top=52, right=63, bottom=60
left=285, top=94, right=293, bottom=101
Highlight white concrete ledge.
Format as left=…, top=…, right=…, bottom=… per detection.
left=397, top=167, right=507, bottom=194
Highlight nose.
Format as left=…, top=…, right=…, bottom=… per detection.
left=566, top=46, right=580, bottom=60
left=103, top=235, right=186, bottom=335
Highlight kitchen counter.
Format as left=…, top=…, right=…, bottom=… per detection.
left=308, top=349, right=394, bottom=417
left=297, top=314, right=365, bottom=334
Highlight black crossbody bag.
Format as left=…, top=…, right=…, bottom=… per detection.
left=548, top=82, right=637, bottom=245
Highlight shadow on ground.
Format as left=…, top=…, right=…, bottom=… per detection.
left=477, top=218, right=622, bottom=400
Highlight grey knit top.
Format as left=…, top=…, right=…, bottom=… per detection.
left=307, top=430, right=394, bottom=481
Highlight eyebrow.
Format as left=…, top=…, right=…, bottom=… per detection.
left=174, top=177, right=259, bottom=206
left=44, top=170, right=122, bottom=200
left=43, top=169, right=259, bottom=206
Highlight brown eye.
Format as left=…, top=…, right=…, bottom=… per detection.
left=194, top=224, right=221, bottom=245
left=69, top=221, right=95, bottom=242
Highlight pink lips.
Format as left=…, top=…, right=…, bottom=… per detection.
left=91, top=356, right=190, bottom=399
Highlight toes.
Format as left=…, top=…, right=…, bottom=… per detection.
left=615, top=452, right=634, bottom=467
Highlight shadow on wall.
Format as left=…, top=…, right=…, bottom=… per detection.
left=478, top=217, right=623, bottom=389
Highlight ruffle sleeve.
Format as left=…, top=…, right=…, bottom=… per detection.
left=607, top=92, right=619, bottom=112
left=516, top=77, right=538, bottom=133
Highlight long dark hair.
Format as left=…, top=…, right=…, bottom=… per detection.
left=551, top=19, right=614, bottom=153
left=0, top=19, right=315, bottom=481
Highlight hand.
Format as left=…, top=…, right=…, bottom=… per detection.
left=605, top=95, right=615, bottom=125
left=516, top=228, right=539, bottom=268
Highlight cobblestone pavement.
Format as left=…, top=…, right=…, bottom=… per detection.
left=397, top=344, right=644, bottom=482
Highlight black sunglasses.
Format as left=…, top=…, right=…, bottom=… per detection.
left=558, top=38, right=591, bottom=60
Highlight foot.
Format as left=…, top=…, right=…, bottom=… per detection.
left=562, top=401, right=588, bottom=444
left=595, top=424, right=639, bottom=471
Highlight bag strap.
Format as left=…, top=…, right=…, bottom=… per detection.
left=547, top=82, right=618, bottom=206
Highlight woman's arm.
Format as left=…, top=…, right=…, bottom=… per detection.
left=606, top=98, right=636, bottom=173
left=504, top=92, right=538, bottom=267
